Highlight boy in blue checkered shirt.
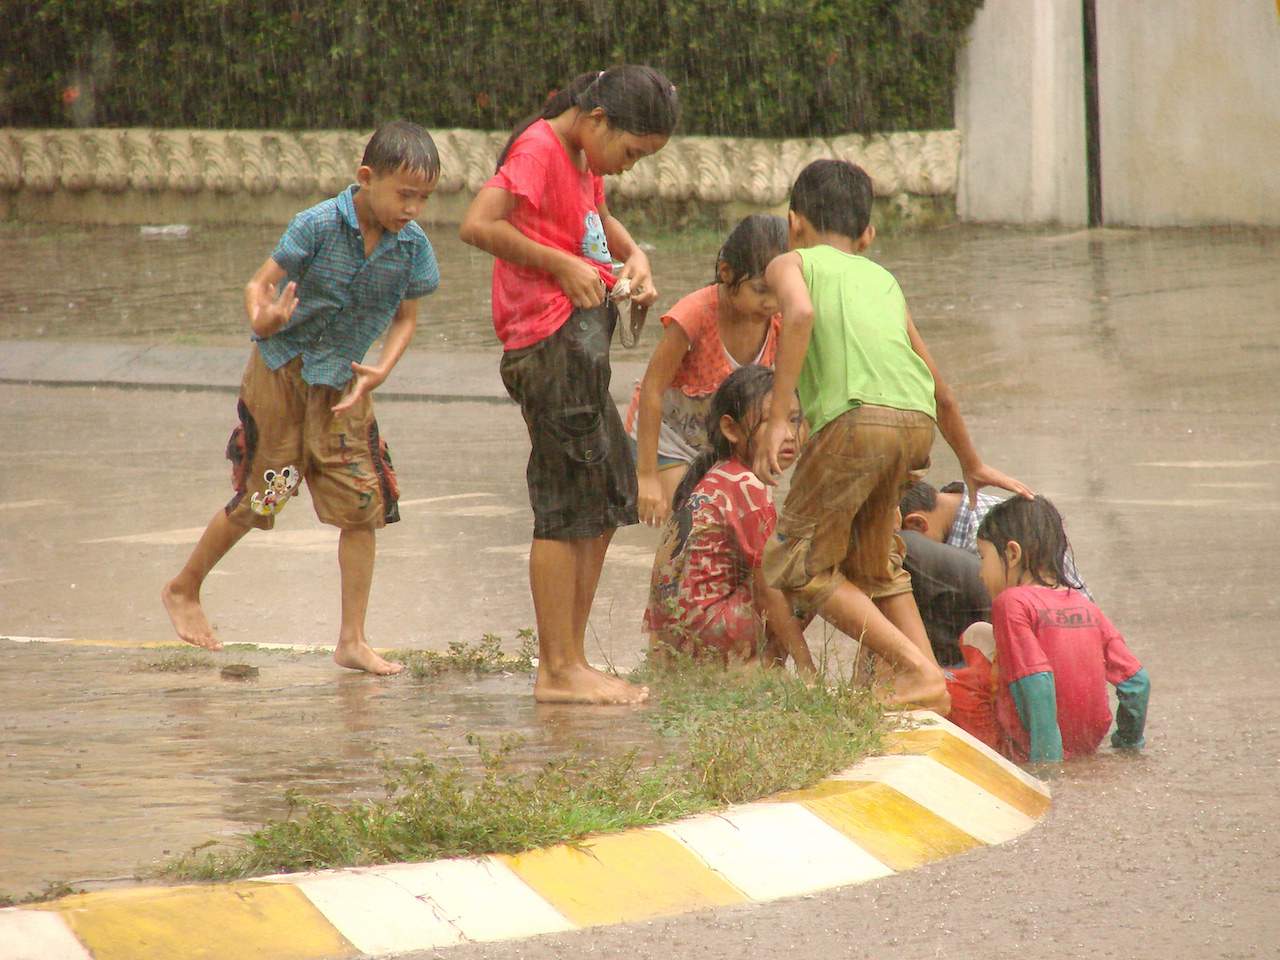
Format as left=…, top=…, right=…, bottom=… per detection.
left=162, top=121, right=440, bottom=675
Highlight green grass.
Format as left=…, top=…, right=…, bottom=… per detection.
left=164, top=658, right=883, bottom=882
left=385, top=630, right=536, bottom=679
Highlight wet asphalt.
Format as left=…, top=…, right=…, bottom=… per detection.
left=2, top=223, right=1278, bottom=957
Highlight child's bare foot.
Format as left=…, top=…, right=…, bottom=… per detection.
left=334, top=642, right=404, bottom=676
left=534, top=663, right=649, bottom=705
left=880, top=668, right=951, bottom=714
left=161, top=581, right=222, bottom=651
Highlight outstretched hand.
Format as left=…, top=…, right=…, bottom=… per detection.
left=252, top=280, right=299, bottom=338
left=962, top=462, right=1034, bottom=507
left=331, top=361, right=386, bottom=414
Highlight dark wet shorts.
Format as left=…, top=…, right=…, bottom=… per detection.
left=500, top=304, right=638, bottom=541
left=223, top=349, right=399, bottom=531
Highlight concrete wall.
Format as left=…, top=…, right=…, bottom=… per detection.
left=957, top=0, right=1280, bottom=227
left=1097, top=0, right=1280, bottom=227
left=956, top=0, right=1088, bottom=225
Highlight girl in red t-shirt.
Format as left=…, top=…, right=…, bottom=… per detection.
left=646, top=364, right=814, bottom=674
left=951, top=495, right=1150, bottom=762
left=627, top=214, right=789, bottom=529
left=460, top=65, right=678, bottom=705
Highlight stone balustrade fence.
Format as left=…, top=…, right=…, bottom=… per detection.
left=0, top=127, right=960, bottom=225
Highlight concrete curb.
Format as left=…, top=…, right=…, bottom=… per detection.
left=0, top=339, right=649, bottom=406
left=0, top=709, right=1049, bottom=960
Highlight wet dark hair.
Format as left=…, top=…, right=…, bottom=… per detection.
left=977, top=495, right=1084, bottom=591
left=672, top=364, right=775, bottom=510
left=789, top=159, right=874, bottom=243
left=497, top=64, right=679, bottom=169
left=900, top=479, right=940, bottom=517
left=714, top=214, right=788, bottom=290
left=362, top=120, right=440, bottom=180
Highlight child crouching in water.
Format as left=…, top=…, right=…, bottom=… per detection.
left=956, top=495, right=1149, bottom=762
left=645, top=365, right=815, bottom=675
left=628, top=214, right=788, bottom=528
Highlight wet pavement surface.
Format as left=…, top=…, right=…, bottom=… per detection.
left=0, top=640, right=660, bottom=897
left=2, top=223, right=1279, bottom=956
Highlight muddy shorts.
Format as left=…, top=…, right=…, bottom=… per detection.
left=763, top=404, right=933, bottom=612
left=500, top=304, right=638, bottom=540
left=223, top=349, right=399, bottom=531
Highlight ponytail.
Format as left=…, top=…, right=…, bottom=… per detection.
left=497, top=64, right=679, bottom=170
left=671, top=364, right=775, bottom=512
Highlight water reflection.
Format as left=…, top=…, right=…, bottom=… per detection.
left=0, top=640, right=663, bottom=897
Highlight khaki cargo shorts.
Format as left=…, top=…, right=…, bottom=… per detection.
left=763, top=403, right=933, bottom=612
left=223, top=349, right=399, bottom=531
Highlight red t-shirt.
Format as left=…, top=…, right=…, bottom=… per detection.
left=484, top=119, right=616, bottom=350
left=992, top=585, right=1143, bottom=761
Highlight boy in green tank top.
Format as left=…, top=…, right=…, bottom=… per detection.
left=754, top=159, right=1031, bottom=711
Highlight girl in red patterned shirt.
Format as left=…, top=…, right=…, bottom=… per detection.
left=645, top=365, right=814, bottom=673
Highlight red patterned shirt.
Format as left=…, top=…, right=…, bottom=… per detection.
left=644, top=459, right=775, bottom=657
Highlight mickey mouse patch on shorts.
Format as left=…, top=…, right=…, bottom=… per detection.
left=250, top=466, right=300, bottom=516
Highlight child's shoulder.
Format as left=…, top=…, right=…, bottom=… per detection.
left=664, top=284, right=719, bottom=330
left=698, top=459, right=769, bottom=504
left=801, top=244, right=896, bottom=281
left=502, top=119, right=559, bottom=166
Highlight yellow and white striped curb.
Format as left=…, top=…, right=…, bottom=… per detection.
left=0, top=710, right=1048, bottom=960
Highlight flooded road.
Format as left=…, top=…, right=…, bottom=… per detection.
left=0, top=639, right=663, bottom=898
left=2, top=222, right=1278, bottom=956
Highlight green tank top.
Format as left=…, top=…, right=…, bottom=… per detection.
left=796, top=245, right=936, bottom=434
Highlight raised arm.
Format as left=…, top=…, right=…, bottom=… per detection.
left=459, top=187, right=604, bottom=308
left=244, top=258, right=298, bottom=339
left=754, top=252, right=812, bottom=486
left=905, top=309, right=1032, bottom=506
left=636, top=322, right=692, bottom=526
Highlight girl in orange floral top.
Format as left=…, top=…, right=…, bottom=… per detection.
left=627, top=214, right=788, bottom=527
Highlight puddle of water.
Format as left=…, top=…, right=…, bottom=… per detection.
left=0, top=639, right=664, bottom=898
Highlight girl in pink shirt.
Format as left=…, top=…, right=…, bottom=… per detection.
left=460, top=66, right=678, bottom=705
left=629, top=214, right=788, bottom=528
left=958, top=495, right=1150, bottom=762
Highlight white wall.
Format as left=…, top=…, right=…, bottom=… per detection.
left=957, top=0, right=1280, bottom=226
left=956, top=0, right=1088, bottom=225
left=1098, top=0, right=1280, bottom=227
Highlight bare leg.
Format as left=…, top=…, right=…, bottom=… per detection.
left=531, top=535, right=648, bottom=704
left=874, top=591, right=941, bottom=668
left=161, top=509, right=251, bottom=650
left=333, top=526, right=403, bottom=676
left=819, top=581, right=948, bottom=711
left=658, top=464, right=687, bottom=511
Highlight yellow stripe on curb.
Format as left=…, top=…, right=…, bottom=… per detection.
left=500, top=829, right=746, bottom=927
left=772, top=780, right=982, bottom=871
left=37, top=883, right=357, bottom=960
left=884, top=728, right=1052, bottom=819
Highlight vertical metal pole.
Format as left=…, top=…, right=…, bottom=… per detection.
left=1082, top=0, right=1103, bottom=226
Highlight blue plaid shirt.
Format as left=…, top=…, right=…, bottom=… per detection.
left=256, top=185, right=439, bottom=388
left=948, top=484, right=1091, bottom=598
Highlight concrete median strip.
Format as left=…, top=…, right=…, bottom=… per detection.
left=0, top=710, right=1049, bottom=960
